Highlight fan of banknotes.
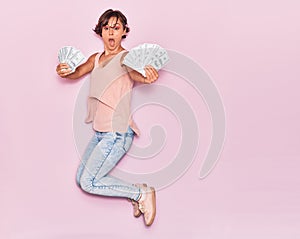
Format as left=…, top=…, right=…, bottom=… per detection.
left=58, top=46, right=86, bottom=73
left=123, top=43, right=169, bottom=77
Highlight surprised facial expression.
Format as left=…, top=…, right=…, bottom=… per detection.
left=102, top=17, right=126, bottom=51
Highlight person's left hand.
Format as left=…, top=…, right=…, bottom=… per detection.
left=144, top=65, right=159, bottom=84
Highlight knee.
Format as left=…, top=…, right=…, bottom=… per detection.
left=79, top=176, right=93, bottom=193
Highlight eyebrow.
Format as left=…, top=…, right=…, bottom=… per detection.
left=104, top=22, right=121, bottom=27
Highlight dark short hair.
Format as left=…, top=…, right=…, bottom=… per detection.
left=93, top=9, right=130, bottom=38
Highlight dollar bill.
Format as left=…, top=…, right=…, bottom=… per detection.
left=58, top=46, right=86, bottom=72
left=123, top=43, right=170, bottom=77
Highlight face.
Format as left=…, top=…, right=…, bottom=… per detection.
left=102, top=17, right=126, bottom=51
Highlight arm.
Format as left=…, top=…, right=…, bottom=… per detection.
left=127, top=65, right=159, bottom=84
left=56, top=53, right=98, bottom=80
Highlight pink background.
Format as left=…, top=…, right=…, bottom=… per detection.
left=1, top=0, right=300, bottom=238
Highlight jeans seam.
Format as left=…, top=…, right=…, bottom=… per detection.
left=91, top=135, right=116, bottom=186
left=92, top=133, right=117, bottom=187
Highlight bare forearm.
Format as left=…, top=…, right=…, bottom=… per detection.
left=63, top=67, right=85, bottom=80
left=56, top=53, right=96, bottom=80
left=128, top=68, right=146, bottom=83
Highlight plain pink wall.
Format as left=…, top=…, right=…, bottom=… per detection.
left=1, top=0, right=300, bottom=238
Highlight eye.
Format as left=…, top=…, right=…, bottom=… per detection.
left=114, top=26, right=120, bottom=31
left=103, top=26, right=109, bottom=31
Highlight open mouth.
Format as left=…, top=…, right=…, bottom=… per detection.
left=109, top=38, right=115, bottom=47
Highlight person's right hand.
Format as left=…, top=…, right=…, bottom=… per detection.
left=56, top=63, right=72, bottom=78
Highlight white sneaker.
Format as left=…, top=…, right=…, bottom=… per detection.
left=138, top=186, right=156, bottom=226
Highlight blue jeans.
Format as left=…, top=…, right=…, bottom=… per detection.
left=76, top=127, right=141, bottom=201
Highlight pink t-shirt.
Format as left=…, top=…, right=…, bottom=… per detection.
left=85, top=50, right=140, bottom=136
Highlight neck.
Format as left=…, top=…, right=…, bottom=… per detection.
left=103, top=45, right=124, bottom=56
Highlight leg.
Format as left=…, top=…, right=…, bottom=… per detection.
left=75, top=133, right=99, bottom=187
left=79, top=128, right=141, bottom=201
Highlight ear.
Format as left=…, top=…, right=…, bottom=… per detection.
left=122, top=29, right=127, bottom=38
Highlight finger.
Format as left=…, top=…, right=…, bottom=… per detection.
left=58, top=67, right=72, bottom=77
left=152, top=68, right=159, bottom=79
left=149, top=69, right=158, bottom=81
left=60, top=63, right=69, bottom=67
left=59, top=66, right=71, bottom=73
left=56, top=63, right=70, bottom=72
left=144, top=68, right=152, bottom=81
left=145, top=68, right=156, bottom=82
left=62, top=68, right=72, bottom=75
left=144, top=77, right=154, bottom=84
left=145, top=66, right=158, bottom=81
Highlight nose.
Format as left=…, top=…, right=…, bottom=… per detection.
left=109, top=27, right=114, bottom=35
